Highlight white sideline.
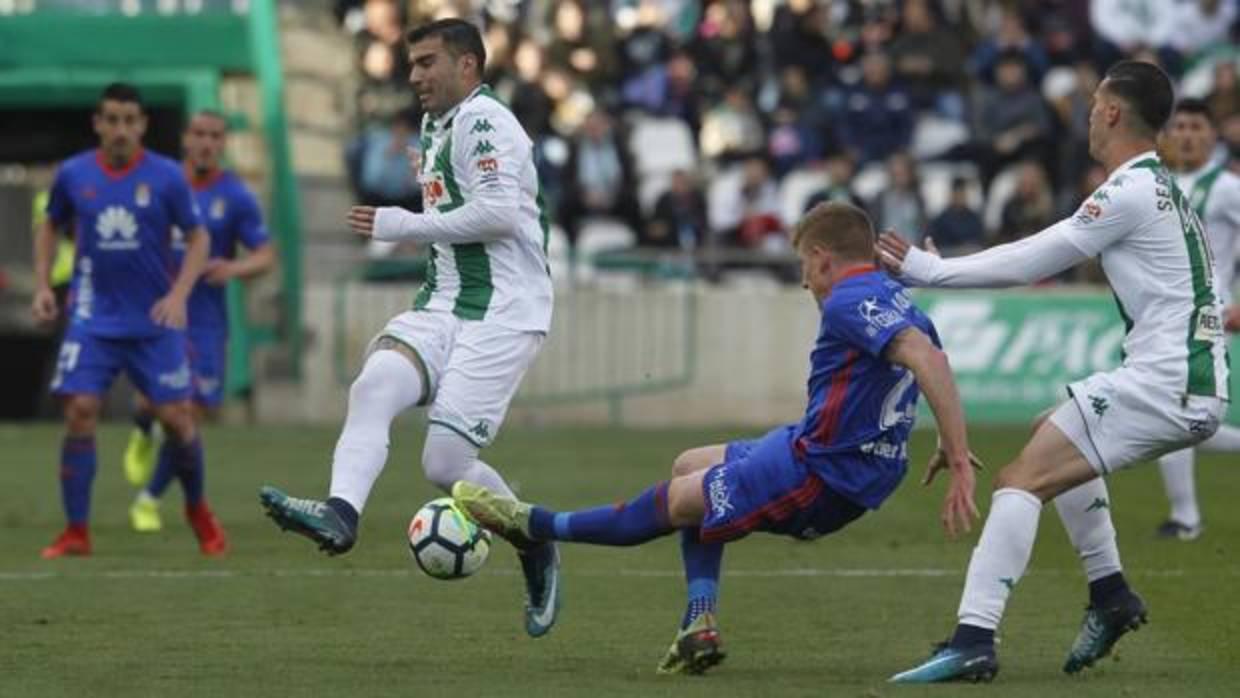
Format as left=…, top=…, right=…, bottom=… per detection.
left=0, top=567, right=1209, bottom=583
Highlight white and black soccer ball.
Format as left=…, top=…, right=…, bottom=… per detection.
left=407, top=497, right=492, bottom=580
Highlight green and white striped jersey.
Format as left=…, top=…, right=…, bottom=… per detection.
left=410, top=84, right=552, bottom=332
left=1066, top=152, right=1229, bottom=400
left=1173, top=159, right=1240, bottom=305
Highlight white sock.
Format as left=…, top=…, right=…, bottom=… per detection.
left=328, top=350, right=423, bottom=513
left=422, top=424, right=515, bottom=497
left=958, top=488, right=1042, bottom=631
left=1157, top=448, right=1200, bottom=527
left=1199, top=423, right=1240, bottom=452
left=1053, top=477, right=1123, bottom=582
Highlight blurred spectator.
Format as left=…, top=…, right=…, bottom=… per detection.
left=1000, top=161, right=1054, bottom=243
left=869, top=151, right=926, bottom=244
left=643, top=169, right=707, bottom=250
left=805, top=153, right=868, bottom=211
left=1046, top=62, right=1100, bottom=201
left=769, top=0, right=835, bottom=77
left=546, top=1, right=619, bottom=95
left=926, top=177, right=986, bottom=255
left=1089, top=0, right=1168, bottom=70
left=969, top=9, right=1049, bottom=87
left=888, top=0, right=967, bottom=118
left=346, top=110, right=421, bottom=211
left=693, top=0, right=759, bottom=95
left=622, top=48, right=703, bottom=130
left=835, top=51, right=914, bottom=166
left=700, top=86, right=765, bottom=162
left=1154, top=0, right=1237, bottom=71
left=559, top=109, right=642, bottom=245
left=973, top=50, right=1051, bottom=184
left=1208, top=61, right=1240, bottom=125
left=712, top=157, right=783, bottom=250
left=768, top=105, right=825, bottom=178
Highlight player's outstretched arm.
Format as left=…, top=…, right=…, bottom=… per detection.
left=876, top=221, right=1090, bottom=289
left=884, top=326, right=979, bottom=538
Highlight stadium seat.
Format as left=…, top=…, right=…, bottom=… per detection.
left=628, top=116, right=698, bottom=214
left=574, top=217, right=638, bottom=284
left=546, top=224, right=573, bottom=288
left=983, top=164, right=1023, bottom=235
left=779, top=166, right=830, bottom=223
left=706, top=164, right=746, bottom=235
left=851, top=162, right=889, bottom=204
left=918, top=162, right=981, bottom=218
left=911, top=115, right=970, bottom=160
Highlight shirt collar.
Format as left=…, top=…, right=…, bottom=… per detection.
left=427, top=83, right=486, bottom=132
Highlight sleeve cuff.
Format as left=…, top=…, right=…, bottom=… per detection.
left=373, top=207, right=419, bottom=242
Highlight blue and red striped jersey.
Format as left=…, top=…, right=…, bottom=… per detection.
left=792, top=267, right=940, bottom=508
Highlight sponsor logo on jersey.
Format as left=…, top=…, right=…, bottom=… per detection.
left=135, top=183, right=151, bottom=207
left=421, top=172, right=447, bottom=209
left=96, top=205, right=140, bottom=250
left=472, top=140, right=496, bottom=156
left=158, top=364, right=191, bottom=390
left=477, top=157, right=499, bottom=173
left=469, top=119, right=494, bottom=134
left=858, top=296, right=903, bottom=332
left=707, top=466, right=733, bottom=517
left=211, top=197, right=227, bottom=219
left=1075, top=201, right=1103, bottom=225
left=171, top=225, right=187, bottom=251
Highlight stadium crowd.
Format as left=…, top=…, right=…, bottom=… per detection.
left=334, top=0, right=1240, bottom=282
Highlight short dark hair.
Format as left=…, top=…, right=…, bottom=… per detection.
left=406, top=18, right=486, bottom=75
left=98, top=82, right=143, bottom=112
left=190, top=109, right=228, bottom=125
left=793, top=201, right=876, bottom=261
left=1174, top=97, right=1214, bottom=125
left=1103, top=60, right=1174, bottom=136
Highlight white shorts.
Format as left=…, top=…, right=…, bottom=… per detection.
left=1050, top=368, right=1225, bottom=475
left=372, top=310, right=543, bottom=448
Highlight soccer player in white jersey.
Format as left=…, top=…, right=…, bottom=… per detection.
left=879, top=61, right=1228, bottom=683
left=259, top=19, right=561, bottom=637
left=1155, top=98, right=1240, bottom=541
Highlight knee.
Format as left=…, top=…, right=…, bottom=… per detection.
left=670, top=450, right=698, bottom=478
left=422, top=441, right=467, bottom=492
left=666, top=475, right=705, bottom=527
left=993, top=459, right=1055, bottom=501
left=159, top=403, right=197, bottom=443
left=63, top=398, right=99, bottom=435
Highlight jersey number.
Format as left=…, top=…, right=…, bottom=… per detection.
left=879, top=369, right=918, bottom=429
left=51, top=341, right=81, bottom=389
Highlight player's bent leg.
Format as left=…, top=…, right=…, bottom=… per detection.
left=261, top=346, right=424, bottom=556
left=670, top=445, right=728, bottom=478
left=124, top=392, right=159, bottom=487
left=43, top=395, right=102, bottom=559
left=893, top=420, right=1094, bottom=684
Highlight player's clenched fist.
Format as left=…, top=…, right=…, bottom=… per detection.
left=348, top=206, right=377, bottom=238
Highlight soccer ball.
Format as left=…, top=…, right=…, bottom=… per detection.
left=407, top=497, right=492, bottom=580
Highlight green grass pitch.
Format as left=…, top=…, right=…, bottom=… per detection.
left=1, top=421, right=1238, bottom=697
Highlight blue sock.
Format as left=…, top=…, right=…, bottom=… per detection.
left=133, top=410, right=154, bottom=436
left=950, top=624, right=995, bottom=649
left=528, top=481, right=673, bottom=546
left=146, top=440, right=179, bottom=498
left=680, top=528, right=723, bottom=628
left=1088, top=571, right=1130, bottom=607
left=171, top=437, right=205, bottom=507
left=60, top=435, right=97, bottom=525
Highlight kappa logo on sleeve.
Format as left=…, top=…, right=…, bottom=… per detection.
left=470, top=119, right=494, bottom=134
left=472, top=140, right=496, bottom=156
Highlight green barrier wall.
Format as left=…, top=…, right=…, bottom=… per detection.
left=916, top=290, right=1238, bottom=424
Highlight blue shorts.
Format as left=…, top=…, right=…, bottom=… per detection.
left=187, top=329, right=227, bottom=407
left=700, top=424, right=867, bottom=544
left=50, top=326, right=192, bottom=405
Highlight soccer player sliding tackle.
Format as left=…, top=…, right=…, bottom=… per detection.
left=878, top=62, right=1228, bottom=683
left=455, top=201, right=981, bottom=675
left=1152, top=98, right=1240, bottom=541
left=259, top=19, right=562, bottom=637
left=124, top=110, right=275, bottom=546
